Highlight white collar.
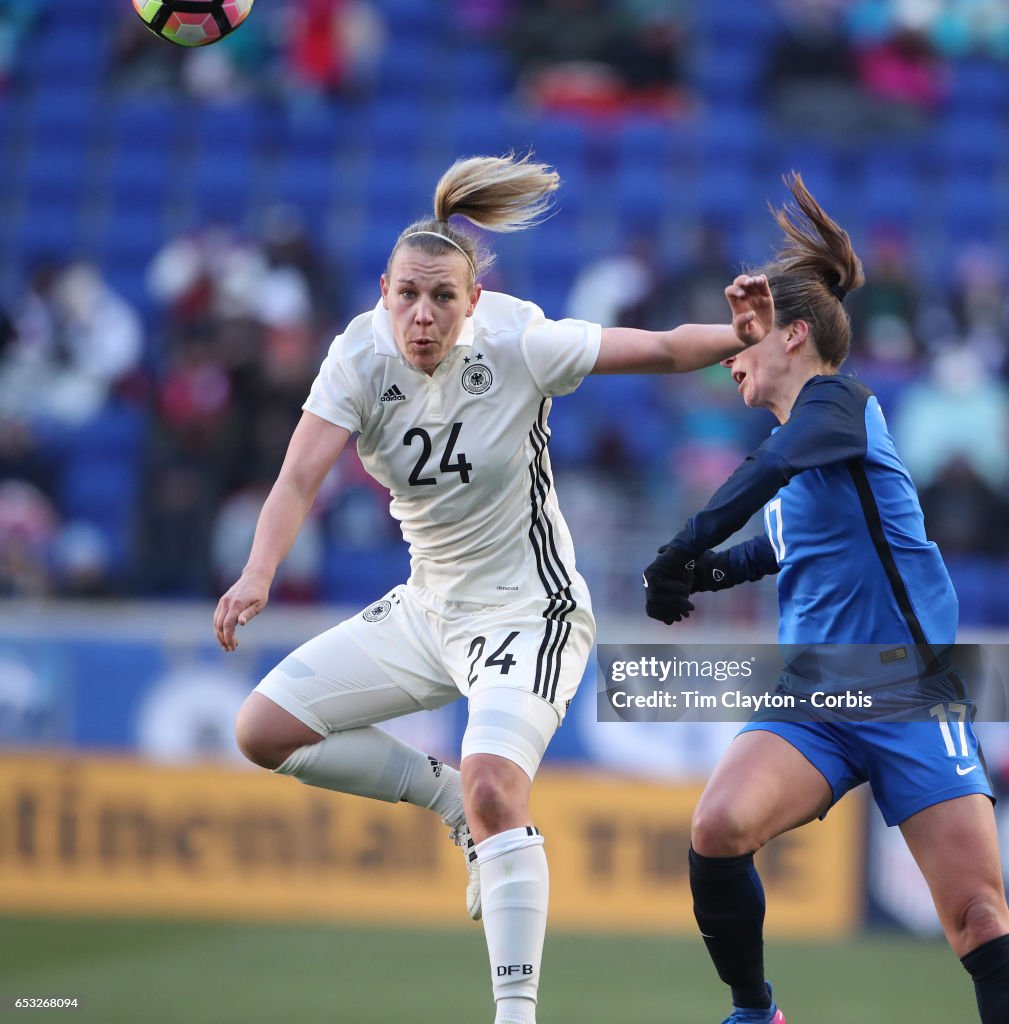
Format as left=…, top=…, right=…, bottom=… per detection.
left=371, top=298, right=475, bottom=361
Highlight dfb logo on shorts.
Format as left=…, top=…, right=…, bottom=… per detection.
left=461, top=363, right=493, bottom=395
left=362, top=600, right=392, bottom=622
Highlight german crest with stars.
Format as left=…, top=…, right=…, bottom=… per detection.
left=461, top=352, right=493, bottom=395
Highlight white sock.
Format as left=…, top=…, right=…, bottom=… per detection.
left=276, top=726, right=464, bottom=825
left=477, top=826, right=548, bottom=1024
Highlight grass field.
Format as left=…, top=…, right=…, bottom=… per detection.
left=0, top=915, right=975, bottom=1023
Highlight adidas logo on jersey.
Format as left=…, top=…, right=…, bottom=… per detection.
left=380, top=385, right=407, bottom=402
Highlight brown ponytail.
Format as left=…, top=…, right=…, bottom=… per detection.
left=757, top=172, right=866, bottom=367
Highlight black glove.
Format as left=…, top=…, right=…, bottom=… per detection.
left=643, top=545, right=696, bottom=624
left=691, top=549, right=734, bottom=593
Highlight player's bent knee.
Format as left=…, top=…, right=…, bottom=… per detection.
left=235, top=692, right=322, bottom=770
left=466, top=772, right=516, bottom=832
left=234, top=714, right=286, bottom=769
left=235, top=729, right=285, bottom=770
left=691, top=799, right=763, bottom=857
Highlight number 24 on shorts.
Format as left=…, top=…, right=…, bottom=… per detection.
left=467, top=632, right=520, bottom=686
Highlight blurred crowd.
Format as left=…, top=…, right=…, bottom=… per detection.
left=0, top=207, right=396, bottom=602
left=2, top=214, right=1008, bottom=620
left=103, top=0, right=1009, bottom=124
left=1, top=0, right=1009, bottom=625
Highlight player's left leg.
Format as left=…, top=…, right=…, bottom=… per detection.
left=691, top=725, right=842, bottom=1024
left=446, top=579, right=595, bottom=1024
left=900, top=794, right=1009, bottom=1024
left=460, top=690, right=560, bottom=1024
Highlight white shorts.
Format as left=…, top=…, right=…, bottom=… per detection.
left=256, top=577, right=595, bottom=776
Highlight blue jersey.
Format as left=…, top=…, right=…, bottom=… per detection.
left=673, top=375, right=991, bottom=827
left=672, top=375, right=958, bottom=647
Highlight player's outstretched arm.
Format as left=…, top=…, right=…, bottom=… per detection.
left=213, top=413, right=350, bottom=651
left=591, top=275, right=773, bottom=375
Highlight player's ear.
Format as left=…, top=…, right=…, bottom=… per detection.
left=784, top=319, right=809, bottom=352
left=466, top=282, right=482, bottom=317
left=380, top=273, right=390, bottom=308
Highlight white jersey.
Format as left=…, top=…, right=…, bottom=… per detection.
left=303, top=291, right=601, bottom=604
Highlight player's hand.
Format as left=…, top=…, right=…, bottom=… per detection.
left=691, top=549, right=733, bottom=593
left=725, top=274, right=773, bottom=347
left=214, top=571, right=271, bottom=652
left=643, top=545, right=696, bottom=624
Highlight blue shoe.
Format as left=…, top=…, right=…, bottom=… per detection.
left=719, top=983, right=785, bottom=1024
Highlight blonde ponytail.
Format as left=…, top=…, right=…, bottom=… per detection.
left=389, top=153, right=560, bottom=281
left=433, top=153, right=559, bottom=232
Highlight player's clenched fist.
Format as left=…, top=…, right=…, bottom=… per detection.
left=642, top=545, right=696, bottom=625
left=726, top=273, right=773, bottom=347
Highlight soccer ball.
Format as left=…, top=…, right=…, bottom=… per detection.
left=132, top=0, right=254, bottom=47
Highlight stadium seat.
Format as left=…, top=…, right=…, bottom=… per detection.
left=367, top=96, right=430, bottom=159
left=938, top=174, right=999, bottom=245
left=32, top=27, right=105, bottom=85
left=102, top=146, right=176, bottom=207
left=28, top=86, right=97, bottom=147
left=22, top=143, right=89, bottom=206
left=525, top=116, right=590, bottom=172
left=56, top=401, right=143, bottom=569
left=371, top=0, right=435, bottom=33
left=60, top=403, right=145, bottom=460
left=96, top=204, right=167, bottom=271
left=436, top=101, right=518, bottom=165
left=376, top=40, right=443, bottom=94
left=695, top=0, right=784, bottom=42
left=13, top=199, right=85, bottom=264
left=937, top=115, right=1000, bottom=175
left=361, top=154, right=429, bottom=212
left=947, top=59, right=1009, bottom=116
left=277, top=102, right=350, bottom=161
left=691, top=48, right=768, bottom=102
left=444, top=46, right=511, bottom=100
left=107, top=98, right=186, bottom=152
left=860, top=155, right=925, bottom=226
left=192, top=104, right=263, bottom=152
left=613, top=159, right=685, bottom=226
left=191, top=149, right=260, bottom=225
left=696, top=166, right=753, bottom=220
left=274, top=152, right=340, bottom=220
left=615, top=117, right=678, bottom=171
left=58, top=446, right=140, bottom=570
left=699, top=106, right=765, bottom=165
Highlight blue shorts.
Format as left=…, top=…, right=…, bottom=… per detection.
left=740, top=673, right=995, bottom=826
